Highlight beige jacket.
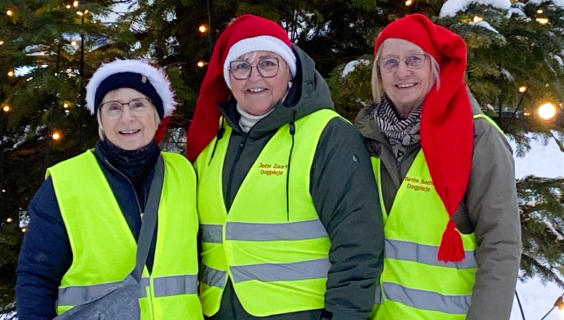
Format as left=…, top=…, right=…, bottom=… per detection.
left=355, top=97, right=521, bottom=320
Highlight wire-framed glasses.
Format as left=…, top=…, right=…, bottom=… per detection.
left=99, top=98, right=153, bottom=120
left=229, top=58, right=281, bottom=80
left=378, top=54, right=428, bottom=72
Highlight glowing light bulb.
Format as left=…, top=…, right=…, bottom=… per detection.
left=73, top=1, right=79, bottom=7
left=473, top=16, right=483, bottom=23
left=7, top=70, right=14, bottom=77
left=0, top=40, right=4, bottom=45
left=519, top=86, right=527, bottom=93
left=405, top=0, right=413, bottom=6
left=6, top=10, right=13, bottom=16
left=52, top=132, right=61, bottom=140
left=537, top=9, right=543, bottom=14
left=3, top=105, right=10, bottom=112
left=537, top=17, right=549, bottom=24
left=199, top=25, right=207, bottom=33
left=6, top=217, right=12, bottom=223
left=538, top=102, right=557, bottom=120
left=71, top=41, right=77, bottom=46
left=22, top=227, right=27, bottom=232
left=197, top=61, right=205, bottom=68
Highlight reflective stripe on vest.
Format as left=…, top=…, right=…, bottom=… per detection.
left=57, top=275, right=197, bottom=304
left=371, top=143, right=479, bottom=319
left=196, top=109, right=340, bottom=317
left=49, top=151, right=203, bottom=320
left=385, top=239, right=477, bottom=269
left=201, top=220, right=328, bottom=243
left=383, top=283, right=471, bottom=315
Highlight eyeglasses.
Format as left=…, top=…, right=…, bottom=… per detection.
left=229, top=58, right=281, bottom=80
left=378, top=54, right=427, bottom=72
left=99, top=98, right=154, bottom=120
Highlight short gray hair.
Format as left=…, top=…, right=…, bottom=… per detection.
left=371, top=49, right=441, bottom=103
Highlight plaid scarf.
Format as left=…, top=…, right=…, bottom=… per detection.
left=374, top=97, right=423, bottom=162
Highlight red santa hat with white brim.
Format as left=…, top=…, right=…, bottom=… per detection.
left=187, top=14, right=297, bottom=162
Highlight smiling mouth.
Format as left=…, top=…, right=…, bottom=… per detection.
left=119, top=129, right=141, bottom=135
left=247, top=88, right=267, bottom=93
left=396, top=83, right=417, bottom=88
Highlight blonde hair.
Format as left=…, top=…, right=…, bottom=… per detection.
left=371, top=48, right=441, bottom=103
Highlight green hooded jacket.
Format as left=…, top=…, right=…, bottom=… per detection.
left=205, top=45, right=385, bottom=320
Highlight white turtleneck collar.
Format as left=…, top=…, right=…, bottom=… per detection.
left=236, top=103, right=274, bottom=133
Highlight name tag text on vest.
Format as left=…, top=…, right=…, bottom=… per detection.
left=259, top=163, right=288, bottom=176
left=405, top=176, right=434, bottom=193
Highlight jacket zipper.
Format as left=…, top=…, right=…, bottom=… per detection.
left=104, top=160, right=144, bottom=218
left=225, top=133, right=247, bottom=206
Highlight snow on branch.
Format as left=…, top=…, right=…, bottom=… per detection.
left=469, top=20, right=500, bottom=34
left=440, top=0, right=511, bottom=17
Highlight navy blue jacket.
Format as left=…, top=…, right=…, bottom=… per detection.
left=16, top=146, right=156, bottom=320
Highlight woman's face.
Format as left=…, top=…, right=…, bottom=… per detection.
left=379, top=38, right=434, bottom=117
left=229, top=51, right=292, bottom=116
left=99, top=88, right=158, bottom=150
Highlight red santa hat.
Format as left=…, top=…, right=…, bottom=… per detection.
left=375, top=14, right=474, bottom=263
left=187, top=14, right=296, bottom=162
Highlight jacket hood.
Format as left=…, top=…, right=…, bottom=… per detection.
left=220, top=44, right=334, bottom=138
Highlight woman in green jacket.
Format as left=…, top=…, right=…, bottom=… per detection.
left=187, top=14, right=384, bottom=320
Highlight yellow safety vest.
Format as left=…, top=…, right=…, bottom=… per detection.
left=370, top=114, right=502, bottom=320
left=48, top=150, right=203, bottom=320
left=195, top=109, right=339, bottom=317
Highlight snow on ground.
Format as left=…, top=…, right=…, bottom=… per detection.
left=510, top=138, right=564, bottom=320
left=440, top=0, right=511, bottom=17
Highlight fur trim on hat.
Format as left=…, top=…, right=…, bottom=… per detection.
left=86, top=59, right=177, bottom=117
left=222, top=35, right=297, bottom=89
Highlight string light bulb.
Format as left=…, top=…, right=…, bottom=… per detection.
left=519, top=86, right=527, bottom=93
left=0, top=40, right=4, bottom=45
left=7, top=70, right=14, bottom=77
left=3, top=105, right=10, bottom=112
left=73, top=1, right=79, bottom=7
left=199, top=25, right=207, bottom=33
left=537, top=9, right=543, bottom=14
left=538, top=102, right=557, bottom=120
left=63, top=102, right=70, bottom=109
left=197, top=61, right=206, bottom=68
left=537, top=17, right=549, bottom=24
left=6, top=9, right=13, bottom=16
left=473, top=16, right=483, bottom=23
left=22, top=227, right=27, bottom=233
left=71, top=40, right=77, bottom=46
left=52, top=132, right=61, bottom=140
left=76, top=11, right=83, bottom=16
left=405, top=0, right=413, bottom=6
left=6, top=217, right=12, bottom=223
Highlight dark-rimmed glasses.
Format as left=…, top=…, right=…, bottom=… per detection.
left=378, top=54, right=427, bottom=72
left=99, top=98, right=153, bottom=120
left=229, top=58, right=281, bottom=80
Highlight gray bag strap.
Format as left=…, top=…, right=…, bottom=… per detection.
left=132, top=155, right=165, bottom=282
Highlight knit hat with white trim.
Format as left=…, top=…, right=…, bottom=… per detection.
left=187, top=14, right=297, bottom=162
left=86, top=59, right=177, bottom=143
